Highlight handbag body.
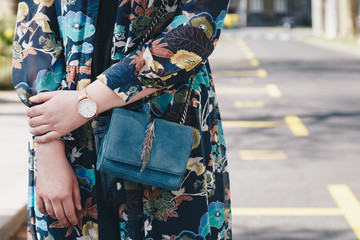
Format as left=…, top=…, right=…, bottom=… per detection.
left=96, top=108, right=194, bottom=190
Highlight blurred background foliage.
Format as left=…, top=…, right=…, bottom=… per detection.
left=0, top=0, right=16, bottom=89
left=0, top=14, right=16, bottom=56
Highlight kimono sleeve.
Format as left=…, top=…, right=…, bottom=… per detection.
left=95, top=0, right=229, bottom=102
left=12, top=0, right=64, bottom=107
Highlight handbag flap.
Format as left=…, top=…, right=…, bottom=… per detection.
left=102, top=108, right=194, bottom=176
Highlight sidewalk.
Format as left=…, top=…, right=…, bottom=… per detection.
left=222, top=27, right=360, bottom=58
left=298, top=36, right=360, bottom=58
left=0, top=90, right=28, bottom=240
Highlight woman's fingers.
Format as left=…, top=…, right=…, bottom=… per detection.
left=52, top=199, right=70, bottom=226
left=44, top=199, right=56, bottom=219
left=29, top=91, right=58, bottom=103
left=34, top=131, right=61, bottom=144
left=63, top=197, right=78, bottom=226
left=28, top=115, right=44, bottom=128
left=35, top=195, right=47, bottom=216
left=73, top=181, right=82, bottom=211
left=29, top=124, right=51, bottom=136
left=25, top=104, right=44, bottom=118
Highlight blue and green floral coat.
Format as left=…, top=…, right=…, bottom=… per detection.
left=12, top=0, right=232, bottom=239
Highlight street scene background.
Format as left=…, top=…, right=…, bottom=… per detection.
left=1, top=0, right=360, bottom=239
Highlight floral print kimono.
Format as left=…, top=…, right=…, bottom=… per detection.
left=12, top=0, right=232, bottom=239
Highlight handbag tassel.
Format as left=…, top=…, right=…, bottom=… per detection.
left=140, top=119, right=155, bottom=172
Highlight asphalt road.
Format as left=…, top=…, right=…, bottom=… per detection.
left=209, top=28, right=360, bottom=239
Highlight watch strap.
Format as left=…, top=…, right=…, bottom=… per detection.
left=78, top=88, right=88, bottom=102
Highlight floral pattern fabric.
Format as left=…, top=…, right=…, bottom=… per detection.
left=12, top=0, right=232, bottom=239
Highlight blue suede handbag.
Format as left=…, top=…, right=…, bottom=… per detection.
left=96, top=75, right=195, bottom=190
left=96, top=98, right=195, bottom=190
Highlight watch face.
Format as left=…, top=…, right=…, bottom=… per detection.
left=78, top=99, right=97, bottom=118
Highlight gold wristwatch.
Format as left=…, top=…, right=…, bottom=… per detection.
left=78, top=88, right=98, bottom=119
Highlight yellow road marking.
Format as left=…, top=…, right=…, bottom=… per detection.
left=234, top=101, right=265, bottom=108
left=216, top=88, right=267, bottom=95
left=232, top=185, right=360, bottom=240
left=245, top=53, right=255, bottom=59
left=223, top=117, right=308, bottom=137
left=231, top=78, right=254, bottom=84
left=257, top=69, right=268, bottom=78
left=250, top=59, right=260, bottom=67
left=266, top=84, right=282, bottom=98
left=328, top=185, right=360, bottom=240
left=236, top=38, right=262, bottom=67
left=284, top=115, right=309, bottom=136
left=214, top=69, right=268, bottom=78
left=239, top=150, right=287, bottom=161
left=236, top=39, right=249, bottom=48
left=217, top=85, right=278, bottom=98
left=222, top=121, right=285, bottom=128
left=232, top=208, right=343, bottom=216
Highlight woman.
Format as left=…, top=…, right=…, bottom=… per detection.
left=12, top=0, right=231, bottom=239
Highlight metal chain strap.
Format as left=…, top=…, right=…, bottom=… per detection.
left=139, top=0, right=169, bottom=46
left=179, top=77, right=195, bottom=125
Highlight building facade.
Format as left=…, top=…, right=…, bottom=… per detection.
left=244, top=0, right=312, bottom=27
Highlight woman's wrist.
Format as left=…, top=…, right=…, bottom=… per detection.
left=84, top=79, right=158, bottom=114
left=35, top=139, right=66, bottom=162
left=84, top=80, right=124, bottom=115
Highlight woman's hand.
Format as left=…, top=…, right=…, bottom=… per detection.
left=26, top=90, right=88, bottom=144
left=35, top=139, right=81, bottom=226
left=26, top=80, right=158, bottom=144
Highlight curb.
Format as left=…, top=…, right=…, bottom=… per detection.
left=298, top=37, right=360, bottom=58
left=0, top=205, right=27, bottom=240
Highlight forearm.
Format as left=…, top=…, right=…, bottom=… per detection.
left=36, top=139, right=67, bottom=165
left=85, top=79, right=157, bottom=115
left=34, top=138, right=81, bottom=226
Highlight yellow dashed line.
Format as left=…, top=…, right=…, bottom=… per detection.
left=223, top=117, right=308, bottom=137
left=328, top=185, right=360, bottom=240
left=239, top=150, right=288, bottom=161
left=257, top=69, right=268, bottom=78
left=216, top=88, right=267, bottom=95
left=217, top=85, right=278, bottom=98
left=214, top=69, right=268, bottom=78
left=231, top=78, right=254, bottom=84
left=236, top=38, right=261, bottom=67
left=234, top=101, right=265, bottom=108
left=266, top=84, right=282, bottom=98
left=250, top=59, right=260, bottom=67
left=244, top=52, right=255, bottom=59
left=222, top=121, right=285, bottom=128
left=284, top=115, right=309, bottom=136
left=236, top=39, right=249, bottom=48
